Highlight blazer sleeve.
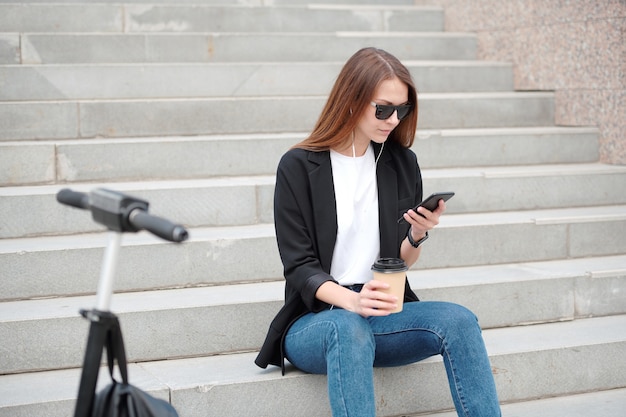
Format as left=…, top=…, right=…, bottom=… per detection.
left=273, top=150, right=335, bottom=312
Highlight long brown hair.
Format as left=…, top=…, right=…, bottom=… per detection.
left=295, top=47, right=418, bottom=151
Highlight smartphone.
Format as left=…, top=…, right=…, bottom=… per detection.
left=397, top=192, right=455, bottom=223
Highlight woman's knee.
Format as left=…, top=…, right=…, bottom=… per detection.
left=451, top=302, right=478, bottom=321
left=433, top=302, right=481, bottom=333
left=327, top=310, right=375, bottom=356
left=285, top=310, right=375, bottom=373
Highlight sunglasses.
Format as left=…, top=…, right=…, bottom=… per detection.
left=370, top=101, right=413, bottom=121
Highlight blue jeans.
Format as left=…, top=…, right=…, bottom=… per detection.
left=284, top=301, right=501, bottom=417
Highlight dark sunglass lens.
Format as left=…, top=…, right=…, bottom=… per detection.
left=397, top=105, right=412, bottom=120
left=376, top=105, right=394, bottom=120
left=373, top=103, right=412, bottom=120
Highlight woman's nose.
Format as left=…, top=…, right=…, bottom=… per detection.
left=387, top=110, right=400, bottom=124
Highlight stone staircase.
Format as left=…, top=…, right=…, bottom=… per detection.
left=1, top=1, right=626, bottom=416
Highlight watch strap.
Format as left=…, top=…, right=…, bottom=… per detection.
left=407, top=228, right=428, bottom=248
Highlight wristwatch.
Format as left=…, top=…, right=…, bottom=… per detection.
left=407, top=228, right=429, bottom=248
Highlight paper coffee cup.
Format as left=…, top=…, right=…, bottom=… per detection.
left=371, top=258, right=408, bottom=313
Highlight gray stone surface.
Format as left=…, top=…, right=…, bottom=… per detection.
left=0, top=4, right=443, bottom=34
left=2, top=163, right=626, bottom=239
left=0, top=127, right=600, bottom=186
left=0, top=34, right=19, bottom=64
left=0, top=182, right=278, bottom=237
left=0, top=224, right=282, bottom=300
left=417, top=206, right=626, bottom=268
left=19, top=32, right=477, bottom=64
left=0, top=283, right=284, bottom=373
left=2, top=205, right=626, bottom=299
left=0, top=102, right=78, bottom=140
left=0, top=4, right=122, bottom=33
left=1, top=1, right=624, bottom=415
left=0, top=0, right=415, bottom=4
left=0, top=61, right=513, bottom=101
left=2, top=251, right=625, bottom=373
left=0, top=93, right=554, bottom=141
left=77, top=97, right=323, bottom=138
left=2, top=316, right=623, bottom=417
left=53, top=135, right=292, bottom=182
left=570, top=218, right=626, bottom=258
left=414, top=126, right=600, bottom=167
left=411, top=255, right=626, bottom=328
left=418, top=92, right=555, bottom=128
left=0, top=364, right=171, bottom=417
left=0, top=4, right=442, bottom=34
left=418, top=388, right=626, bottom=417
left=0, top=142, right=56, bottom=185
left=124, top=5, right=443, bottom=33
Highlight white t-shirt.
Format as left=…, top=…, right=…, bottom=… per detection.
left=329, top=144, right=380, bottom=285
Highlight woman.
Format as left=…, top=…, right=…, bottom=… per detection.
left=255, top=47, right=501, bottom=417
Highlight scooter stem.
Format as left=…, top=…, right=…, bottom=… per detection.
left=96, top=231, right=122, bottom=312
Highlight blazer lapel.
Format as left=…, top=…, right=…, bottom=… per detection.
left=307, top=151, right=337, bottom=273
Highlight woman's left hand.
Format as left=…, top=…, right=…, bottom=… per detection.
left=403, top=199, right=446, bottom=240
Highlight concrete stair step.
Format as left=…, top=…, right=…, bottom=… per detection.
left=2, top=203, right=625, bottom=300
left=415, top=126, right=600, bottom=168
left=0, top=178, right=277, bottom=239
left=418, top=388, right=626, bottom=417
left=0, top=92, right=555, bottom=141
left=0, top=127, right=600, bottom=186
left=0, top=0, right=416, bottom=4
left=0, top=61, right=513, bottom=101
left=2, top=255, right=625, bottom=374
left=0, top=33, right=19, bottom=65
left=1, top=223, right=281, bottom=301
left=0, top=4, right=443, bottom=34
left=2, top=162, right=625, bottom=238
left=411, top=255, right=626, bottom=328
left=1, top=315, right=624, bottom=416
left=1, top=0, right=619, bottom=414
left=11, top=32, right=477, bottom=65
left=424, top=162, right=626, bottom=212
left=0, top=190, right=626, bottom=299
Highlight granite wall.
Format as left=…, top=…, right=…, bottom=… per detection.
left=415, top=0, right=625, bottom=165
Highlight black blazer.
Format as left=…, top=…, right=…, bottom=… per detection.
left=255, top=141, right=423, bottom=373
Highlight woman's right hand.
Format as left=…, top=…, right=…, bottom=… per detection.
left=316, top=280, right=398, bottom=317
left=350, top=280, right=398, bottom=317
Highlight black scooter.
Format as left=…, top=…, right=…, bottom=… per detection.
left=57, top=188, right=188, bottom=417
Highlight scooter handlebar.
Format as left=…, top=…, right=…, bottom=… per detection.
left=129, top=209, right=189, bottom=243
left=56, top=188, right=189, bottom=243
left=57, top=188, right=90, bottom=210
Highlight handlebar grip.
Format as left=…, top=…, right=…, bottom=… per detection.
left=57, top=188, right=90, bottom=210
left=129, top=210, right=189, bottom=243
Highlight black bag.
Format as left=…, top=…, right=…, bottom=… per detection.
left=75, top=310, right=179, bottom=417
left=92, top=381, right=178, bottom=417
